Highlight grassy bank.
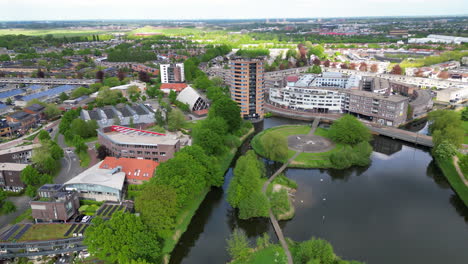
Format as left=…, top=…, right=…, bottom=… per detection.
left=266, top=174, right=297, bottom=220
left=231, top=245, right=287, bottom=264
left=162, top=127, right=255, bottom=263
left=436, top=156, right=468, bottom=207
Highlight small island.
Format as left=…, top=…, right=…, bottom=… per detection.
left=251, top=115, right=373, bottom=169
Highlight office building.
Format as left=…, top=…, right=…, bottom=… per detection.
left=98, top=126, right=189, bottom=162
left=0, top=144, right=39, bottom=163
left=229, top=57, right=265, bottom=119
left=30, top=184, right=80, bottom=223
left=99, top=157, right=159, bottom=185
left=160, top=63, right=185, bottom=84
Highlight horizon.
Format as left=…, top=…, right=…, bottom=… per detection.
left=2, top=0, right=468, bottom=21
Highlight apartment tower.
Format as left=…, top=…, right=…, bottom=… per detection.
left=229, top=57, right=265, bottom=119
left=160, top=63, right=185, bottom=84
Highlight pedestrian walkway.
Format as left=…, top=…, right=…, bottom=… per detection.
left=453, top=156, right=468, bottom=187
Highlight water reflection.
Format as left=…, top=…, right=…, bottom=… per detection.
left=171, top=117, right=468, bottom=264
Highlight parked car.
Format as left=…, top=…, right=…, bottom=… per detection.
left=81, top=216, right=91, bottom=223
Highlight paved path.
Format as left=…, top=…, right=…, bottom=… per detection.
left=453, top=156, right=468, bottom=186
left=308, top=117, right=321, bottom=136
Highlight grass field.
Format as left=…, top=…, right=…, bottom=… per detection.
left=0, top=28, right=118, bottom=37
left=129, top=26, right=207, bottom=36
left=11, top=209, right=33, bottom=224
left=231, top=245, right=287, bottom=264
left=436, top=157, right=468, bottom=207
left=19, top=224, right=72, bottom=241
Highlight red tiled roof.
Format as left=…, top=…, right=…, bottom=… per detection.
left=286, top=76, right=299, bottom=82
left=100, top=157, right=159, bottom=182
left=160, top=83, right=188, bottom=92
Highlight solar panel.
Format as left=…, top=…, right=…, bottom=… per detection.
left=108, top=205, right=119, bottom=216
left=0, top=225, right=20, bottom=241
left=103, top=205, right=113, bottom=217
left=22, top=85, right=77, bottom=101
left=103, top=108, right=116, bottom=118
left=63, top=224, right=77, bottom=237
left=96, top=205, right=108, bottom=216
left=13, top=224, right=31, bottom=240
left=0, top=89, right=24, bottom=99
left=0, top=103, right=6, bottom=109
left=73, top=224, right=85, bottom=235
left=26, top=85, right=43, bottom=91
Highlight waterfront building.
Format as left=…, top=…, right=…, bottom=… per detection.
left=269, top=73, right=409, bottom=126
left=229, top=57, right=265, bottom=120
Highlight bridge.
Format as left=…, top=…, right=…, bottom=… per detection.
left=0, top=78, right=97, bottom=86
left=265, top=103, right=434, bottom=147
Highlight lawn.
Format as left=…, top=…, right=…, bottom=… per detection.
left=462, top=121, right=468, bottom=144
left=232, top=245, right=287, bottom=264
left=11, top=209, right=33, bottom=224
left=436, top=157, right=468, bottom=207
left=78, top=150, right=91, bottom=168
left=19, top=224, right=72, bottom=241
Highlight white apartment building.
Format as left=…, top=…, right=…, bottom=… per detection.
left=160, top=63, right=185, bottom=84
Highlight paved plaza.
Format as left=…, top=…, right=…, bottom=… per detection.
left=287, top=134, right=335, bottom=153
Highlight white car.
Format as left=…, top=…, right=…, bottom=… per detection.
left=81, top=216, right=91, bottom=223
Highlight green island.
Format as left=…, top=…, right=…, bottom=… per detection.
left=251, top=115, right=373, bottom=169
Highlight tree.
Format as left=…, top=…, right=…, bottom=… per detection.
left=135, top=184, right=178, bottom=237
left=168, top=90, right=177, bottom=104
left=103, top=77, right=121, bottom=87
left=96, top=70, right=104, bottom=82
left=370, top=64, right=378, bottom=73
left=37, top=69, right=45, bottom=78
left=138, top=71, right=150, bottom=83
left=2, top=201, right=16, bottom=214
left=226, top=229, right=251, bottom=262
left=295, top=237, right=335, bottom=264
left=437, top=71, right=450, bottom=79
left=5, top=97, right=12, bottom=105
left=359, top=62, right=368, bottom=72
left=329, top=115, right=371, bottom=145
left=178, top=145, right=223, bottom=187
left=167, top=108, right=186, bottom=131
left=312, top=58, right=321, bottom=66
left=152, top=152, right=207, bottom=207
left=84, top=212, right=161, bottom=263
left=323, top=60, right=330, bottom=67
left=59, top=92, right=69, bottom=102
left=432, top=140, right=457, bottom=160
left=390, top=65, right=403, bottom=75
left=209, top=97, right=242, bottom=133
left=262, top=132, right=288, bottom=161
left=71, top=87, right=91, bottom=99
left=349, top=63, right=357, bottom=70
left=117, top=71, right=126, bottom=81
left=97, top=145, right=109, bottom=160
left=38, top=130, right=51, bottom=142
left=44, top=104, right=61, bottom=119
left=462, top=107, right=468, bottom=121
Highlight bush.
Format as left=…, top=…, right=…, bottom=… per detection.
left=458, top=154, right=468, bottom=175
left=1, top=200, right=16, bottom=214
left=329, top=115, right=371, bottom=145
left=238, top=191, right=270, bottom=219
left=432, top=140, right=457, bottom=160
left=294, top=238, right=335, bottom=264
left=269, top=189, right=290, bottom=218
left=272, top=174, right=298, bottom=189
left=227, top=229, right=251, bottom=262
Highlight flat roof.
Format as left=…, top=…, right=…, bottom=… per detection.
left=0, top=163, right=28, bottom=171
left=347, top=89, right=408, bottom=103
left=0, top=144, right=40, bottom=156
left=64, top=161, right=126, bottom=191
left=99, top=131, right=179, bottom=146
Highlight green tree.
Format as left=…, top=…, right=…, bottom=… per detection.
left=428, top=110, right=462, bottom=134
left=2, top=201, right=16, bottom=214
left=84, top=212, right=161, bottom=264
left=167, top=108, right=186, bottom=131
left=103, top=77, right=121, bottom=87
left=38, top=130, right=51, bottom=142
left=44, top=104, right=61, bottom=119
left=226, top=229, right=251, bottom=262
left=295, top=237, right=335, bottom=264
left=135, top=184, right=178, bottom=238
left=71, top=87, right=92, bottom=99
left=59, top=92, right=69, bottom=102
left=262, top=132, right=288, bottom=161
left=168, top=90, right=177, bottom=104
left=179, top=145, right=223, bottom=187
left=192, top=128, right=225, bottom=155
left=461, top=107, right=468, bottom=121
left=432, top=140, right=457, bottom=160
left=329, top=115, right=371, bottom=145
left=209, top=97, right=242, bottom=133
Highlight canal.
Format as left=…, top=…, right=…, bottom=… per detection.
left=170, top=117, right=468, bottom=264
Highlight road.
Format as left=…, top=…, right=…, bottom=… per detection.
left=0, top=120, right=60, bottom=149
left=0, top=126, right=83, bottom=229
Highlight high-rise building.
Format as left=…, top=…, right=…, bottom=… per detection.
left=160, top=63, right=185, bottom=84
left=229, top=57, right=265, bottom=120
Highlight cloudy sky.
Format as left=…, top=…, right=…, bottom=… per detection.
left=1, top=0, right=467, bottom=21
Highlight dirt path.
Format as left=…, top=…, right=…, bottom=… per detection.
left=453, top=156, right=468, bottom=186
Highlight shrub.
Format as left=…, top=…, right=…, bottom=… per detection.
left=1, top=201, right=16, bottom=214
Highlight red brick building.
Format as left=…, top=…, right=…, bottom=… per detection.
left=99, top=157, right=159, bottom=184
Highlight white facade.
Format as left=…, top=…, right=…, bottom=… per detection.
left=160, top=63, right=185, bottom=84
left=409, top=34, right=468, bottom=44
left=436, top=87, right=468, bottom=103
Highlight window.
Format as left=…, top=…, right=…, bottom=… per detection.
left=160, top=152, right=166, bottom=156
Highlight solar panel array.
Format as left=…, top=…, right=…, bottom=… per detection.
left=0, top=225, right=20, bottom=241
left=27, top=84, right=43, bottom=91
left=0, top=89, right=24, bottom=99
left=21, top=85, right=77, bottom=101
left=13, top=224, right=31, bottom=240
left=0, top=103, right=6, bottom=109
left=64, top=224, right=77, bottom=237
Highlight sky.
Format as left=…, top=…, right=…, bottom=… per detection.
left=1, top=0, right=467, bottom=21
